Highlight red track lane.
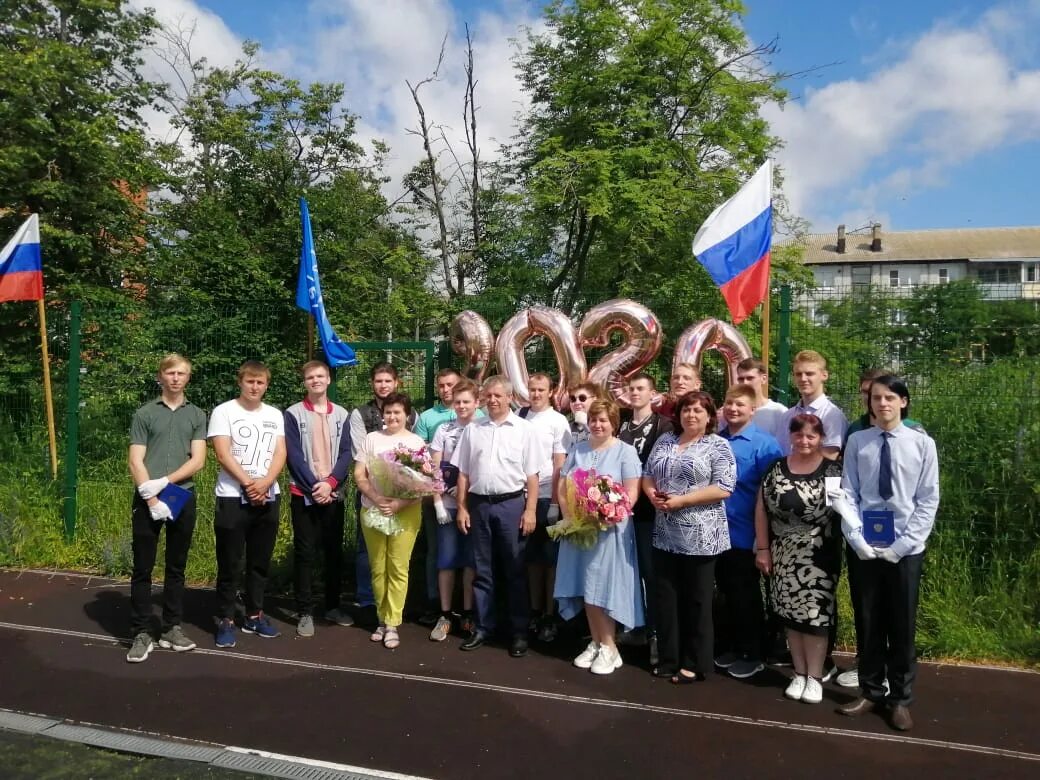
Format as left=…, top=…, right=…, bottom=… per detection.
left=0, top=569, right=1037, bottom=779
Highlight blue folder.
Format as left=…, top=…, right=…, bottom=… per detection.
left=157, top=483, right=192, bottom=521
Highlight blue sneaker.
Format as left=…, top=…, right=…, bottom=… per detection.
left=241, top=611, right=280, bottom=638
left=215, top=618, right=237, bottom=648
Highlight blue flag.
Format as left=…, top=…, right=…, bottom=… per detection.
left=296, top=199, right=357, bottom=367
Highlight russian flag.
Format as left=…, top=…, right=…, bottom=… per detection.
left=692, top=160, right=772, bottom=325
left=0, top=214, right=44, bottom=303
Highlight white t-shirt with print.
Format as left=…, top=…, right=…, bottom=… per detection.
left=208, top=399, right=285, bottom=498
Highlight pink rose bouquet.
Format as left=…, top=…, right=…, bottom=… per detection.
left=548, top=467, right=633, bottom=550
left=363, top=445, right=444, bottom=535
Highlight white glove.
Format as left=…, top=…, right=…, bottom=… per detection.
left=138, top=476, right=169, bottom=500
left=876, top=546, right=902, bottom=564
left=846, top=533, right=877, bottom=561
left=149, top=500, right=173, bottom=521
left=546, top=504, right=561, bottom=524
left=433, top=495, right=451, bottom=525
left=572, top=411, right=588, bottom=426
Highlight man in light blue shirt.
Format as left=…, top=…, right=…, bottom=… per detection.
left=835, top=375, right=939, bottom=732
left=779, top=350, right=848, bottom=458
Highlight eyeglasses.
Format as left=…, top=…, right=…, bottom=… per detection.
left=569, top=393, right=590, bottom=403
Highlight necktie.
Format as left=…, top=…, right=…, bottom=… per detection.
left=878, top=432, right=894, bottom=501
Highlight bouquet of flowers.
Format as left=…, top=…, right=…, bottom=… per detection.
left=363, top=444, right=445, bottom=535
left=548, top=468, right=633, bottom=550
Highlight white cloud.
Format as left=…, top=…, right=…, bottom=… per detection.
left=128, top=0, right=539, bottom=205
left=765, top=1, right=1040, bottom=230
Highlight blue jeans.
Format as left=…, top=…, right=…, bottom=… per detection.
left=353, top=497, right=374, bottom=607
left=436, top=509, right=474, bottom=569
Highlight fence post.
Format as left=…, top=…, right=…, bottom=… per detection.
left=328, top=365, right=338, bottom=403
left=775, top=285, right=792, bottom=404
left=437, top=339, right=452, bottom=370
left=424, top=343, right=436, bottom=408
left=62, top=301, right=82, bottom=540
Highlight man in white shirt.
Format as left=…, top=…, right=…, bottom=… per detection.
left=520, top=372, right=570, bottom=643
left=778, top=350, right=848, bottom=458
left=735, top=357, right=787, bottom=440
left=208, top=360, right=287, bottom=648
left=452, top=375, right=541, bottom=658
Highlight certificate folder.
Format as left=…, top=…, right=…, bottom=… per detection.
left=862, top=509, right=895, bottom=548
left=157, top=483, right=192, bottom=521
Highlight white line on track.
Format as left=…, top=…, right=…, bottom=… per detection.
left=9, top=568, right=1039, bottom=676
left=1, top=619, right=1037, bottom=765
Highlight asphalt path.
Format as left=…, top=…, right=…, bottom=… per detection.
left=0, top=568, right=1037, bottom=779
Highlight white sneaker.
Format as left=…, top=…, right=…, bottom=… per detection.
left=836, top=668, right=859, bottom=688
left=591, top=645, right=623, bottom=675
left=801, top=677, right=823, bottom=704
left=573, top=640, right=600, bottom=669
left=784, top=674, right=807, bottom=700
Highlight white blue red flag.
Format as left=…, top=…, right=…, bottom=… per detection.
left=0, top=214, right=44, bottom=303
left=692, top=160, right=772, bottom=324
left=295, top=199, right=357, bottom=367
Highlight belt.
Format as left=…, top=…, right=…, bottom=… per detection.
left=469, top=490, right=524, bottom=504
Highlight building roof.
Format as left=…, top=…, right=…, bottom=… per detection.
left=784, top=225, right=1040, bottom=265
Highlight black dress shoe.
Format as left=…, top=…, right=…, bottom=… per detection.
left=509, top=636, right=528, bottom=658
left=888, top=704, right=914, bottom=731
left=461, top=631, right=488, bottom=651
left=837, top=697, right=878, bottom=717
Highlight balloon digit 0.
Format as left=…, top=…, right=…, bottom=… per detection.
left=672, top=318, right=753, bottom=387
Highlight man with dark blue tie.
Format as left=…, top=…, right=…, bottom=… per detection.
left=833, top=375, right=939, bottom=732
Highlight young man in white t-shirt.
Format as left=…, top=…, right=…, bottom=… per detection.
left=208, top=360, right=287, bottom=648
left=736, top=357, right=788, bottom=441
left=521, top=372, right=571, bottom=643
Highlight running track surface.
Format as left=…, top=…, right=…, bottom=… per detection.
left=0, top=569, right=1037, bottom=779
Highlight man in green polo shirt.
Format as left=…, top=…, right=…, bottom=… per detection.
left=126, top=353, right=208, bottom=663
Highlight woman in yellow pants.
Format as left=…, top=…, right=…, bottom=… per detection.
left=354, top=392, right=424, bottom=649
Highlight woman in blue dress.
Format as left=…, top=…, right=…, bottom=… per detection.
left=554, top=397, right=644, bottom=675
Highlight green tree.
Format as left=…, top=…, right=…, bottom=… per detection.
left=137, top=37, right=439, bottom=402
left=0, top=0, right=162, bottom=423
left=510, top=0, right=796, bottom=322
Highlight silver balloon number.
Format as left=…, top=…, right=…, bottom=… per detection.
left=672, top=318, right=753, bottom=387
left=449, top=310, right=495, bottom=383
left=495, top=305, right=586, bottom=409
left=579, top=299, right=663, bottom=408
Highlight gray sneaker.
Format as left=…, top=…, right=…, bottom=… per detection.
left=297, top=615, right=315, bottom=637
left=836, top=667, right=859, bottom=688
left=429, top=614, right=452, bottom=642
left=728, top=658, right=765, bottom=679
left=158, top=625, right=196, bottom=652
left=324, top=607, right=354, bottom=627
left=126, top=632, right=153, bottom=663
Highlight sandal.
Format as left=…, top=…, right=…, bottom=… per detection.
left=370, top=624, right=386, bottom=643
left=383, top=626, right=400, bottom=649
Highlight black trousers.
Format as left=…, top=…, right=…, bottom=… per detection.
left=714, top=547, right=764, bottom=660
left=215, top=496, right=281, bottom=619
left=130, top=492, right=197, bottom=634
left=632, top=504, right=657, bottom=634
left=470, top=494, right=529, bottom=637
left=852, top=552, right=923, bottom=706
left=845, top=541, right=866, bottom=653
left=290, top=495, right=345, bottom=614
left=653, top=548, right=716, bottom=676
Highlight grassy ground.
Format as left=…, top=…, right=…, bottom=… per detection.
left=0, top=729, right=261, bottom=779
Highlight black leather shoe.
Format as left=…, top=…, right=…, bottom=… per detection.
left=837, top=697, right=878, bottom=717
left=509, top=636, right=528, bottom=658
left=460, top=631, right=488, bottom=651
left=888, top=704, right=914, bottom=731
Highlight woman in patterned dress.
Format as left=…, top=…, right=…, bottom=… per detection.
left=643, top=391, right=736, bottom=684
left=754, top=413, right=842, bottom=705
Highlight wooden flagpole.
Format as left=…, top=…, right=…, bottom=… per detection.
left=761, top=276, right=771, bottom=369
left=307, top=315, right=315, bottom=362
left=37, top=298, right=58, bottom=479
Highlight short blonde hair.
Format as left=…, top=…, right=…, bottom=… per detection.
left=586, top=398, right=620, bottom=431
left=793, top=350, right=828, bottom=370
left=159, top=353, right=191, bottom=374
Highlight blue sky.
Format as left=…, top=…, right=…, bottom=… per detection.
left=146, top=0, right=1040, bottom=235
